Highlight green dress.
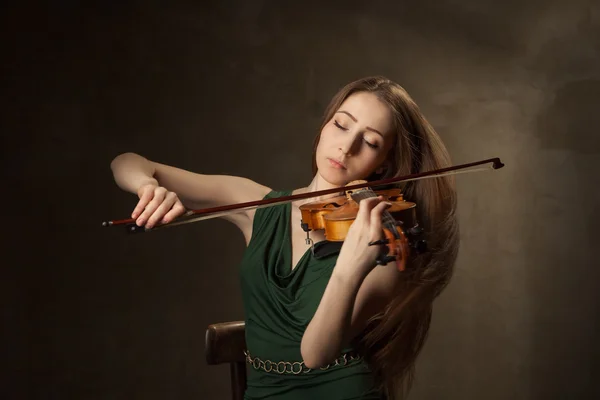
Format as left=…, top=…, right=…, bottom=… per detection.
left=239, top=190, right=384, bottom=399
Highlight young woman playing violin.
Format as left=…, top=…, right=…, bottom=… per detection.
left=110, top=76, right=460, bottom=399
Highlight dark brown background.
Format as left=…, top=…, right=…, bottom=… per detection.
left=3, top=1, right=600, bottom=399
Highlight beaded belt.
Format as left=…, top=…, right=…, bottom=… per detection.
left=243, top=349, right=362, bottom=375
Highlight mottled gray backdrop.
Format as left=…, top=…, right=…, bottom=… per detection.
left=3, top=1, right=599, bottom=399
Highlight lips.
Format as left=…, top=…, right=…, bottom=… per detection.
left=327, top=158, right=347, bottom=169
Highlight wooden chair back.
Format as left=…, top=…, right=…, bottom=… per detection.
left=205, top=321, right=247, bottom=400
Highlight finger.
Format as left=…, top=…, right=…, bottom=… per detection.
left=369, top=200, right=392, bottom=239
left=146, top=193, right=178, bottom=228
left=137, top=187, right=167, bottom=225
left=356, top=196, right=384, bottom=222
left=161, top=201, right=186, bottom=224
left=148, top=193, right=182, bottom=227
left=132, top=189, right=154, bottom=219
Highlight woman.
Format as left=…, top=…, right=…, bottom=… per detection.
left=110, top=76, right=459, bottom=399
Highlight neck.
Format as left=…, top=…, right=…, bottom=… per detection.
left=291, top=173, right=345, bottom=207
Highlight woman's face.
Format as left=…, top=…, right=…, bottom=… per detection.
left=315, top=91, right=395, bottom=188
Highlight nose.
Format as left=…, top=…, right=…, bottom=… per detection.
left=339, top=133, right=361, bottom=156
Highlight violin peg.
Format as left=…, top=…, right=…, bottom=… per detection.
left=410, top=239, right=428, bottom=254
left=407, top=225, right=424, bottom=237
left=375, top=255, right=397, bottom=266
left=368, top=238, right=390, bottom=246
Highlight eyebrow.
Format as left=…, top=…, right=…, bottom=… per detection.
left=336, top=111, right=384, bottom=137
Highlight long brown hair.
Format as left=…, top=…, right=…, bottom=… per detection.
left=312, top=76, right=460, bottom=399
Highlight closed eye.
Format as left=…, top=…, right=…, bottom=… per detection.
left=364, top=140, right=378, bottom=149
left=333, top=120, right=347, bottom=130
left=334, top=120, right=379, bottom=149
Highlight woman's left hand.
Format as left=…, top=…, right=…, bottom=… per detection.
left=334, top=196, right=392, bottom=281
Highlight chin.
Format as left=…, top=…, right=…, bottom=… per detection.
left=314, top=165, right=343, bottom=186
left=317, top=157, right=372, bottom=187
left=318, top=168, right=353, bottom=188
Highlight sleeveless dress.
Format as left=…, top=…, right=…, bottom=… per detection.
left=239, top=190, right=384, bottom=399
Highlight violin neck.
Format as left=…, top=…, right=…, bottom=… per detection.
left=350, top=187, right=377, bottom=202
left=350, top=188, right=396, bottom=226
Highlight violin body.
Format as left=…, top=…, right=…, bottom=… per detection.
left=299, top=185, right=425, bottom=271
left=299, top=188, right=416, bottom=241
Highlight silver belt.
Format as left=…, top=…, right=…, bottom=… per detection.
left=243, top=349, right=362, bottom=375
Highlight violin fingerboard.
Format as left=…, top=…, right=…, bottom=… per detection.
left=350, top=189, right=397, bottom=227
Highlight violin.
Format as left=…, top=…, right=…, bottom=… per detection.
left=102, top=157, right=504, bottom=272
left=299, top=183, right=421, bottom=272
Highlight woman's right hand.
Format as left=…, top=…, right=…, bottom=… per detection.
left=131, top=183, right=187, bottom=229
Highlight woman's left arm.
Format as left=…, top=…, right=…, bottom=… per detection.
left=300, top=197, right=404, bottom=368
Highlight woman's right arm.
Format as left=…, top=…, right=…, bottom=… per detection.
left=110, top=152, right=271, bottom=235
left=110, top=152, right=159, bottom=195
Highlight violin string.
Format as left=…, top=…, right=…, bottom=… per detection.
left=126, top=164, right=494, bottom=231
